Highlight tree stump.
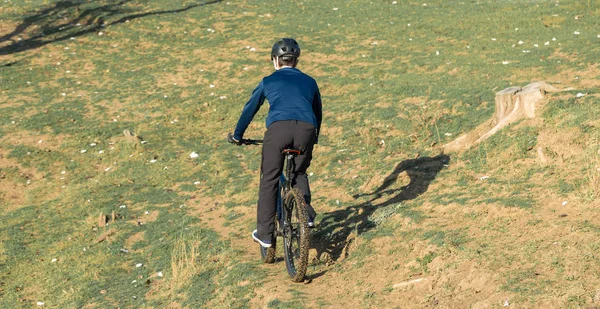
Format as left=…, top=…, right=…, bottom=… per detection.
left=98, top=212, right=107, bottom=227
left=123, top=129, right=141, bottom=145
left=443, top=82, right=571, bottom=153
left=495, top=86, right=522, bottom=122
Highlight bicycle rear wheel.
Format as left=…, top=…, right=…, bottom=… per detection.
left=282, top=188, right=310, bottom=282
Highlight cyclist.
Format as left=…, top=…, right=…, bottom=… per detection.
left=228, top=38, right=322, bottom=248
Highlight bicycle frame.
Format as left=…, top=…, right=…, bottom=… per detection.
left=276, top=150, right=299, bottom=235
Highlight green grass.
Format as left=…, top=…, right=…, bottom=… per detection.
left=1, top=0, right=600, bottom=307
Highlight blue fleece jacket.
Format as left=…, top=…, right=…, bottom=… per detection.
left=233, top=67, right=322, bottom=142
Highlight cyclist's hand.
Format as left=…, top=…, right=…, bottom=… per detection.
left=227, top=132, right=242, bottom=145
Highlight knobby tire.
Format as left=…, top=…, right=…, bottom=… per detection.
left=283, top=188, right=310, bottom=282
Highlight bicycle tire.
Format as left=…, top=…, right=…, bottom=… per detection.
left=282, top=188, right=310, bottom=282
left=260, top=218, right=277, bottom=264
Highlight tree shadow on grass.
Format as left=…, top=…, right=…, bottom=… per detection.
left=311, top=154, right=450, bottom=265
left=0, top=0, right=222, bottom=55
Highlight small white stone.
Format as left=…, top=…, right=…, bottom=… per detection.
left=37, top=302, right=45, bottom=306
left=333, top=7, right=338, bottom=10
left=120, top=205, right=127, bottom=208
left=189, top=152, right=199, bottom=159
left=562, top=201, right=568, bottom=206
left=576, top=93, right=585, bottom=98
left=51, top=258, right=57, bottom=263
left=194, top=181, right=201, bottom=185
left=544, top=41, right=550, bottom=45
left=518, top=40, right=524, bottom=45
left=491, top=38, right=497, bottom=41
left=157, top=271, right=164, bottom=277
left=136, top=263, right=143, bottom=268
left=149, top=159, right=157, bottom=163
left=80, top=149, right=87, bottom=153
left=502, top=61, right=509, bottom=65
left=573, top=31, right=580, bottom=35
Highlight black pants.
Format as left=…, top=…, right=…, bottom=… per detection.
left=257, top=120, right=317, bottom=241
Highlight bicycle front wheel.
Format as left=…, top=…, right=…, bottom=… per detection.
left=260, top=217, right=277, bottom=264
left=282, top=188, right=310, bottom=282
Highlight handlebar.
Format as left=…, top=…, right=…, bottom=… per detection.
left=239, top=138, right=263, bottom=145
left=227, top=132, right=263, bottom=145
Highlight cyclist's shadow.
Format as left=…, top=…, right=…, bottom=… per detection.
left=310, top=154, right=450, bottom=272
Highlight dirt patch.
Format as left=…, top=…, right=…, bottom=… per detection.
left=1, top=132, right=66, bottom=152
left=0, top=148, right=49, bottom=213
left=187, top=197, right=258, bottom=254
left=0, top=179, right=27, bottom=213
left=124, top=231, right=145, bottom=250
left=137, top=210, right=159, bottom=225
left=547, top=63, right=600, bottom=89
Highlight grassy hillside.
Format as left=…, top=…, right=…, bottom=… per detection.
left=1, top=0, right=599, bottom=308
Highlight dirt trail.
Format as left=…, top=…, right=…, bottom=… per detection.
left=188, top=195, right=352, bottom=307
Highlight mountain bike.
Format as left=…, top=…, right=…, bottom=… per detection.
left=229, top=134, right=310, bottom=282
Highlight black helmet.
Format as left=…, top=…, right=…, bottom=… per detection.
left=271, top=38, right=301, bottom=60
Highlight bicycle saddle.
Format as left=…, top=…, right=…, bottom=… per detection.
left=282, top=148, right=302, bottom=155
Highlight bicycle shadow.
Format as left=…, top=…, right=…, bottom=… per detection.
left=311, top=154, right=450, bottom=268
left=0, top=0, right=222, bottom=55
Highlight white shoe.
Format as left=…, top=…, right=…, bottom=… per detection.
left=252, top=230, right=272, bottom=248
